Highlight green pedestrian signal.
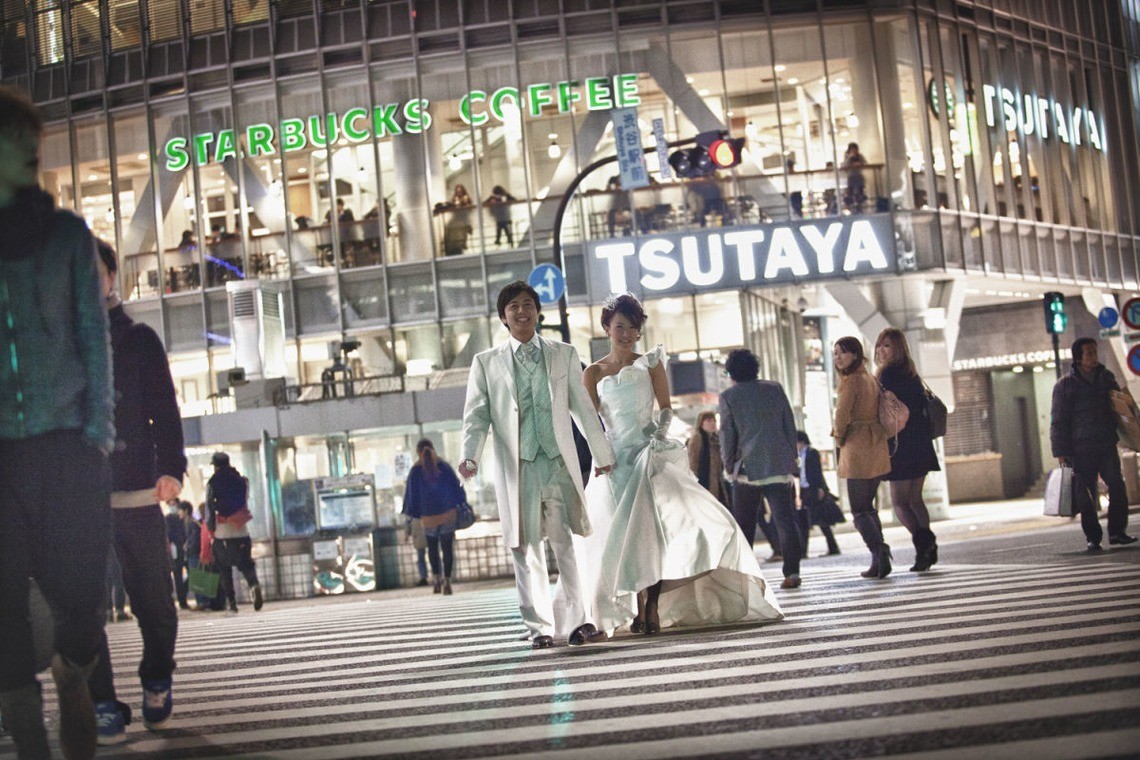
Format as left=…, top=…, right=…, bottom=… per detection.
left=1043, top=292, right=1067, bottom=334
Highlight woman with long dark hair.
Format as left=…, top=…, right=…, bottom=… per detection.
left=402, top=439, right=464, bottom=594
left=832, top=336, right=892, bottom=578
left=875, top=328, right=941, bottom=571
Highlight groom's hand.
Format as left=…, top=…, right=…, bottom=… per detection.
left=459, top=459, right=478, bottom=479
left=594, top=464, right=612, bottom=476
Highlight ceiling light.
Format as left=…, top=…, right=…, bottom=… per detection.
left=774, top=64, right=786, bottom=73
left=547, top=139, right=561, bottom=159
left=788, top=77, right=799, bottom=85
left=136, top=153, right=147, bottom=161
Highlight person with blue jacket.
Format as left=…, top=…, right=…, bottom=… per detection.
left=0, top=84, right=115, bottom=760
left=402, top=439, right=464, bottom=595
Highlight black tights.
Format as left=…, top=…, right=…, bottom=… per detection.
left=889, top=476, right=930, bottom=535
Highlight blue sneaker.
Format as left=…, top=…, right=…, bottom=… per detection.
left=141, top=679, right=173, bottom=730
left=95, top=701, right=126, bottom=745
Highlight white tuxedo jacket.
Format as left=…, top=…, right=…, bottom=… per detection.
left=461, top=334, right=614, bottom=549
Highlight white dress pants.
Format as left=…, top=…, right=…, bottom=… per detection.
left=511, top=452, right=589, bottom=640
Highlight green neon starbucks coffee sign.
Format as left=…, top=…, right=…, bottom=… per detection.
left=163, top=74, right=641, bottom=172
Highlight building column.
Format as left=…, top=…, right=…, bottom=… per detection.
left=392, top=128, right=444, bottom=262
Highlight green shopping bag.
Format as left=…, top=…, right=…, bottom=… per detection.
left=188, top=566, right=221, bottom=598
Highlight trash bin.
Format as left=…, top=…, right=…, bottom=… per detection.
left=372, top=526, right=401, bottom=590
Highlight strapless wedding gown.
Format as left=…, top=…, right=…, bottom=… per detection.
left=578, top=346, right=783, bottom=634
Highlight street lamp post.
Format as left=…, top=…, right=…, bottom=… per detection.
left=544, top=138, right=696, bottom=343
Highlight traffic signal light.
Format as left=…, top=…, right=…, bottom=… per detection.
left=698, top=130, right=745, bottom=170
left=667, top=130, right=744, bottom=178
left=1043, top=292, right=1067, bottom=334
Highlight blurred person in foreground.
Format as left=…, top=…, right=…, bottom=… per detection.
left=0, top=84, right=114, bottom=760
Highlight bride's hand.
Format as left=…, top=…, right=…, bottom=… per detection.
left=594, top=464, right=612, bottom=476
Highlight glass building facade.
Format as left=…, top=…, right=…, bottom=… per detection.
left=3, top=0, right=1139, bottom=586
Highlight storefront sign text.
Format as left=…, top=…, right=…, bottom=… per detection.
left=163, top=74, right=641, bottom=172
left=952, top=350, right=1054, bottom=371
left=981, top=84, right=1104, bottom=152
left=587, top=215, right=895, bottom=297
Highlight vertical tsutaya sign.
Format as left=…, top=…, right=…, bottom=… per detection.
left=980, top=84, right=1104, bottom=152
left=611, top=107, right=649, bottom=190
left=586, top=215, right=895, bottom=297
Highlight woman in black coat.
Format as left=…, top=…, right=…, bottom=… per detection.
left=875, top=328, right=941, bottom=571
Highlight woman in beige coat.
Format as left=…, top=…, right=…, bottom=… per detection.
left=831, top=336, right=893, bottom=579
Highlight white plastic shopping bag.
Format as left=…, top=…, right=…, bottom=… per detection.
left=1043, top=466, right=1074, bottom=517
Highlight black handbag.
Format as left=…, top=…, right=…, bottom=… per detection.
left=455, top=499, right=476, bottom=530
left=923, top=382, right=948, bottom=439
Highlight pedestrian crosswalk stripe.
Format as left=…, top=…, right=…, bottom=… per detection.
left=5, top=561, right=1134, bottom=759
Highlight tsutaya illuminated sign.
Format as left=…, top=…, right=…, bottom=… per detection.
left=163, top=74, right=640, bottom=172
left=586, top=215, right=895, bottom=298
left=980, top=84, right=1104, bottom=152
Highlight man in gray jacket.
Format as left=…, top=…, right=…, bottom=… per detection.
left=718, top=348, right=803, bottom=589
left=0, top=84, right=114, bottom=760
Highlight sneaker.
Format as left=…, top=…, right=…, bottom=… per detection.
left=141, top=679, right=173, bottom=730
left=95, top=701, right=126, bottom=745
left=252, top=584, right=264, bottom=611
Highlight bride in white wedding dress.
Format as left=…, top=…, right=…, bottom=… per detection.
left=578, top=294, right=783, bottom=636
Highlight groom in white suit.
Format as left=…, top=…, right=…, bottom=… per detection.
left=460, top=281, right=614, bottom=649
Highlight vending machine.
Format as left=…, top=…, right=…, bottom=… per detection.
left=310, top=474, right=377, bottom=595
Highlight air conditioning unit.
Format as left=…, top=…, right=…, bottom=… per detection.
left=226, top=280, right=286, bottom=381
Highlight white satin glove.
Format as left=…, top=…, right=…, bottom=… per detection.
left=649, top=408, right=673, bottom=441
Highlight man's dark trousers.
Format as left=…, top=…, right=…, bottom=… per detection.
left=1071, top=445, right=1129, bottom=543
left=90, top=504, right=178, bottom=703
left=732, top=481, right=802, bottom=578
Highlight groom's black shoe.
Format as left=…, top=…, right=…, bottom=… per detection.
left=568, top=624, right=603, bottom=646
left=1109, top=534, right=1137, bottom=545
left=531, top=635, right=555, bottom=650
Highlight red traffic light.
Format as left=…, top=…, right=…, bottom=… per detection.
left=707, top=136, right=744, bottom=168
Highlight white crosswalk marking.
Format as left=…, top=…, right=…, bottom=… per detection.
left=5, top=562, right=1138, bottom=759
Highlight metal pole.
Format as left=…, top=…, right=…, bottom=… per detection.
left=547, top=138, right=695, bottom=343
left=1052, top=332, right=1062, bottom=380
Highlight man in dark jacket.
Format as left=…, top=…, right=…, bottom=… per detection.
left=88, top=240, right=186, bottom=744
left=0, top=85, right=115, bottom=760
left=718, top=348, right=803, bottom=589
left=1050, top=337, right=1136, bottom=551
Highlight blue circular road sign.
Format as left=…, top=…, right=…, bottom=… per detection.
left=1099, top=307, right=1119, bottom=329
left=528, top=264, right=566, bottom=305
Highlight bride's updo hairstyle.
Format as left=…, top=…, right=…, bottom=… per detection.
left=600, top=292, right=647, bottom=331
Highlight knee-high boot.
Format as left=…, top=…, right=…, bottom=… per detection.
left=0, top=682, right=52, bottom=759
left=853, top=512, right=891, bottom=579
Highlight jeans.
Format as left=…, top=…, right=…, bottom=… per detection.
left=732, top=480, right=802, bottom=578
left=1071, top=446, right=1129, bottom=543
left=90, top=504, right=179, bottom=702
left=0, top=430, right=111, bottom=690
left=214, top=536, right=259, bottom=606
left=423, top=523, right=456, bottom=578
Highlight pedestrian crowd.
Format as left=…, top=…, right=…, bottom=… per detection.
left=0, top=77, right=1134, bottom=760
